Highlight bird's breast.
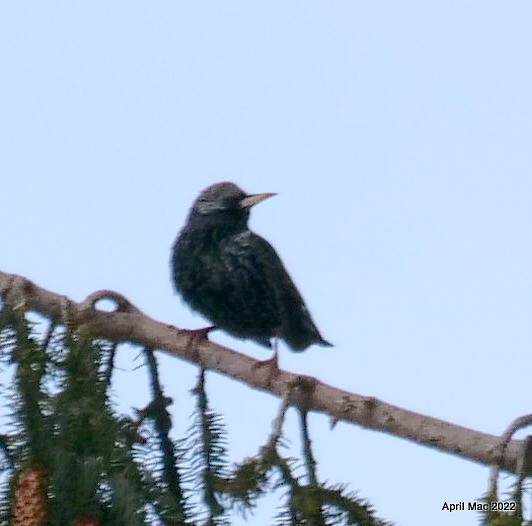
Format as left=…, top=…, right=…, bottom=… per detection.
left=175, top=232, right=229, bottom=292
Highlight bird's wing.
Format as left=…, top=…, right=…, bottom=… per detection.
left=228, top=230, right=328, bottom=350
left=231, top=230, right=305, bottom=305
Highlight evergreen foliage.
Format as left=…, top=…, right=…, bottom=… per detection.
left=0, top=304, right=394, bottom=525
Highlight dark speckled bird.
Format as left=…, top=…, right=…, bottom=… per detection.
left=171, top=182, right=332, bottom=354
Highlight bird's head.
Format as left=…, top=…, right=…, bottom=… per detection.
left=187, top=182, right=276, bottom=233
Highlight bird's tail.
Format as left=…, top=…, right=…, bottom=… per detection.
left=285, top=314, right=333, bottom=352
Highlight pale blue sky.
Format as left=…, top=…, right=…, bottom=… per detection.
left=2, top=3, right=532, bottom=525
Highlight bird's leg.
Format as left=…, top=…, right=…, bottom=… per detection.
left=252, top=338, right=280, bottom=383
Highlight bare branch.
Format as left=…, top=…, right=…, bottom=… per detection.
left=0, top=270, right=524, bottom=475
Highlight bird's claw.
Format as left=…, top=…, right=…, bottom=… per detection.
left=252, top=351, right=280, bottom=384
left=178, top=326, right=216, bottom=341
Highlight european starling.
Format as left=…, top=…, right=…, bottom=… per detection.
left=171, top=182, right=332, bottom=354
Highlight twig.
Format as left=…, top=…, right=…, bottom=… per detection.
left=488, top=414, right=532, bottom=494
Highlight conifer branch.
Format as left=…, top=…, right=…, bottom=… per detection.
left=190, top=369, right=226, bottom=521
left=0, top=270, right=525, bottom=476
left=141, top=347, right=188, bottom=524
left=103, top=343, right=118, bottom=390
left=299, top=410, right=318, bottom=487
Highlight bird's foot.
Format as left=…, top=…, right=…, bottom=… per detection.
left=175, top=326, right=216, bottom=362
left=252, top=351, right=280, bottom=384
left=178, top=326, right=216, bottom=340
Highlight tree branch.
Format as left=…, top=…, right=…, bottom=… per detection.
left=0, top=270, right=523, bottom=475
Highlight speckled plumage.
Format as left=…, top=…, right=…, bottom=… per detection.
left=171, top=182, right=331, bottom=352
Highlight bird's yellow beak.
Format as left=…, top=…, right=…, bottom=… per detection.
left=239, top=192, right=276, bottom=209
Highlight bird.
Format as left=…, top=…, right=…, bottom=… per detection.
left=171, top=182, right=332, bottom=365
